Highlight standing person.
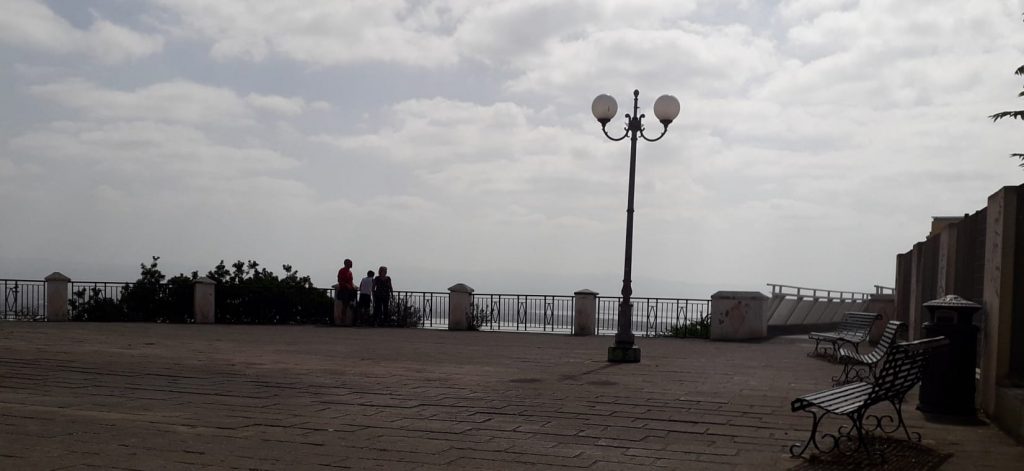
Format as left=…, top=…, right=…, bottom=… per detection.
left=358, top=270, right=374, bottom=325
left=372, top=266, right=393, bottom=326
left=335, top=259, right=356, bottom=325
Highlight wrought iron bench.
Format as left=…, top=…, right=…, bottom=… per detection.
left=808, top=312, right=881, bottom=360
left=832, top=321, right=907, bottom=386
left=790, top=336, right=948, bottom=461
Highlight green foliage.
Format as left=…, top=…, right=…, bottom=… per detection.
left=466, top=306, right=494, bottom=331
left=659, top=318, right=710, bottom=339
left=69, top=257, right=331, bottom=324
left=989, top=16, right=1024, bottom=167
left=384, top=297, right=423, bottom=328
left=206, top=259, right=332, bottom=324
left=120, top=257, right=195, bottom=322
left=70, top=257, right=194, bottom=322
left=69, top=288, right=125, bottom=321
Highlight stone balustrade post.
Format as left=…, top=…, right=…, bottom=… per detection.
left=332, top=284, right=342, bottom=325
left=44, top=272, right=70, bottom=321
left=332, top=283, right=354, bottom=326
left=709, top=291, right=769, bottom=341
left=865, top=293, right=896, bottom=343
left=448, top=283, right=474, bottom=331
left=193, top=277, right=216, bottom=324
left=982, top=186, right=1019, bottom=418
left=573, top=289, right=598, bottom=336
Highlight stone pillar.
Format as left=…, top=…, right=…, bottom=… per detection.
left=448, top=283, right=474, bottom=331
left=982, top=186, right=1019, bottom=415
left=866, top=293, right=896, bottom=343
left=573, top=289, right=598, bottom=336
left=331, top=283, right=354, bottom=326
left=937, top=223, right=959, bottom=297
left=44, top=272, right=70, bottom=321
left=332, top=284, right=342, bottom=326
left=710, top=291, right=769, bottom=341
left=193, top=277, right=216, bottom=324
left=908, top=242, right=924, bottom=340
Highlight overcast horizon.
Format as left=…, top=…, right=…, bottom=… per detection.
left=2, top=0, right=1024, bottom=298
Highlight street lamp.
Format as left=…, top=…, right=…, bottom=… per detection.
left=592, top=89, right=680, bottom=363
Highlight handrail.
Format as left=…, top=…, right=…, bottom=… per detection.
left=767, top=283, right=874, bottom=300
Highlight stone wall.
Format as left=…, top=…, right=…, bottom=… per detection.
left=894, top=184, right=1023, bottom=443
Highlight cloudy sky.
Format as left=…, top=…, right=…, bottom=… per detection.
left=1, top=0, right=1023, bottom=297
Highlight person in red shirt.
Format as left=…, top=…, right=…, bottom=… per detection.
left=335, top=259, right=356, bottom=325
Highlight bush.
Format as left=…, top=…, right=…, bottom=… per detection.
left=69, top=257, right=331, bottom=324
left=660, top=318, right=710, bottom=338
left=205, top=260, right=332, bottom=325
left=466, top=305, right=494, bottom=331
left=384, top=297, right=422, bottom=328
left=70, top=257, right=194, bottom=322
left=69, top=287, right=125, bottom=321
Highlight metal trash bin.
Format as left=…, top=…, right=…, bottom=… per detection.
left=917, top=295, right=981, bottom=415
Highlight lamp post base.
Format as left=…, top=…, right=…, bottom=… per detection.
left=607, top=345, right=641, bottom=363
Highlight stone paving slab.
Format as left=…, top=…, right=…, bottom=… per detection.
left=0, top=323, right=1021, bottom=470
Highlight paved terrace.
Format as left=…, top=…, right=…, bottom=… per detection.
left=0, top=323, right=1020, bottom=470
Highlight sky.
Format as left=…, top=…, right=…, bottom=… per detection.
left=1, top=0, right=1023, bottom=298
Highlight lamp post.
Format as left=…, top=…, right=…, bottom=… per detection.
left=592, top=89, right=680, bottom=363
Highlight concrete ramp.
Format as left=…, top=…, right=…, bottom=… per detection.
left=764, top=284, right=891, bottom=336
left=767, top=296, right=801, bottom=326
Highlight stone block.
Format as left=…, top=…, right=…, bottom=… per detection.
left=710, top=291, right=768, bottom=341
left=44, top=272, right=70, bottom=322
left=448, top=283, right=474, bottom=331
left=573, top=289, right=597, bottom=336
left=193, top=277, right=216, bottom=324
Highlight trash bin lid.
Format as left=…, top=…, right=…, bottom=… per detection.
left=923, top=295, right=980, bottom=312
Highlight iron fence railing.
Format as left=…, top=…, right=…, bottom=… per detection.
left=469, top=294, right=575, bottom=333
left=597, top=297, right=711, bottom=338
left=68, top=281, right=135, bottom=318
left=391, top=291, right=449, bottom=328
left=1, top=279, right=46, bottom=321
left=0, top=277, right=712, bottom=337
left=767, top=283, right=874, bottom=301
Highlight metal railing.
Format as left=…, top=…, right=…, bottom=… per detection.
left=1, top=279, right=46, bottom=321
left=68, top=280, right=135, bottom=318
left=767, top=283, right=874, bottom=301
left=597, top=296, right=711, bottom=338
left=0, top=276, right=712, bottom=338
left=873, top=285, right=895, bottom=295
left=392, top=291, right=449, bottom=328
left=469, top=293, right=575, bottom=333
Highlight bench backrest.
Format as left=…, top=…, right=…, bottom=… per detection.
left=866, top=336, right=948, bottom=405
left=835, top=311, right=881, bottom=338
left=874, top=321, right=907, bottom=356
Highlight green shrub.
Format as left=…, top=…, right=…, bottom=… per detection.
left=466, top=306, right=494, bottom=331
left=69, top=257, right=331, bottom=324
left=385, top=297, right=422, bottom=328
left=70, top=257, right=194, bottom=322
left=69, top=287, right=125, bottom=321
left=205, top=260, right=332, bottom=325
left=660, top=318, right=710, bottom=338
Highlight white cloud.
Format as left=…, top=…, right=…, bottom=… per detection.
left=151, top=0, right=459, bottom=67
left=0, top=0, right=163, bottom=63
left=30, top=79, right=328, bottom=126
left=4, top=0, right=1024, bottom=295
left=245, top=93, right=329, bottom=116
left=9, top=120, right=297, bottom=178
left=778, top=0, right=856, bottom=22
left=316, top=98, right=622, bottom=196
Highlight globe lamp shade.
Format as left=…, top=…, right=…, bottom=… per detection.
left=591, top=94, right=618, bottom=124
left=653, top=94, right=680, bottom=125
